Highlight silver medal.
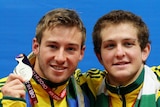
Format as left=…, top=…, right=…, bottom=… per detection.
left=13, top=54, right=33, bottom=82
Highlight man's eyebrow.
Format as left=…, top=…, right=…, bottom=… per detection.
left=102, top=39, right=114, bottom=43
left=46, top=41, right=80, bottom=47
left=123, top=38, right=137, bottom=41
left=68, top=43, right=79, bottom=47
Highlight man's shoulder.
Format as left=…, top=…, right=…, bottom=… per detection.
left=74, top=68, right=106, bottom=97
left=86, top=68, right=106, bottom=78
left=151, top=65, right=160, bottom=71
left=0, top=77, right=8, bottom=86
left=0, top=77, right=8, bottom=99
left=74, top=68, right=106, bottom=86
left=151, top=65, right=160, bottom=81
left=75, top=68, right=106, bottom=79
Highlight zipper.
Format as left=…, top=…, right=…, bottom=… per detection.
left=49, top=96, right=54, bottom=107
left=116, top=86, right=126, bottom=107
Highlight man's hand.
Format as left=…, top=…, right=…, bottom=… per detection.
left=1, top=73, right=26, bottom=99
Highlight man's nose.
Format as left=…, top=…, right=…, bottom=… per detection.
left=115, top=45, right=125, bottom=58
left=54, top=49, right=66, bottom=64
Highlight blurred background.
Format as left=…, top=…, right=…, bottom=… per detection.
left=0, top=0, right=159, bottom=78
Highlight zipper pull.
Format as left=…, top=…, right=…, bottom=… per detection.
left=117, top=86, right=122, bottom=101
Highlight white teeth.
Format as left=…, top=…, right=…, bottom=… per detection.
left=53, top=66, right=64, bottom=70
left=118, top=63, right=125, bottom=65
left=114, top=62, right=126, bottom=65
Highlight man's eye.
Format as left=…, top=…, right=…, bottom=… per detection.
left=67, top=47, right=76, bottom=51
left=124, top=42, right=134, bottom=47
left=49, top=45, right=57, bottom=49
left=105, top=44, right=115, bottom=49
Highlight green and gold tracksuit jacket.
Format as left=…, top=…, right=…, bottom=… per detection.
left=0, top=54, right=90, bottom=107
left=0, top=52, right=159, bottom=107
left=75, top=65, right=160, bottom=107
left=0, top=77, right=90, bottom=107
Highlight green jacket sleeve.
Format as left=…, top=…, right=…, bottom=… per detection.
left=0, top=96, right=26, bottom=107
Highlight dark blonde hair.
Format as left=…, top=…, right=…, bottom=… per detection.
left=92, top=10, right=150, bottom=54
left=35, top=8, right=86, bottom=48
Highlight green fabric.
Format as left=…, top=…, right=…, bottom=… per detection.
left=95, top=65, right=160, bottom=107
left=135, top=94, right=156, bottom=107
left=2, top=96, right=25, bottom=102
left=95, top=94, right=109, bottom=107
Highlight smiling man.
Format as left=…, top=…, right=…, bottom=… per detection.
left=92, top=10, right=160, bottom=107
left=75, top=10, right=160, bottom=107
left=0, top=8, right=89, bottom=107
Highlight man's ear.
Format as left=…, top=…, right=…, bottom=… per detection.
left=32, top=38, right=39, bottom=55
left=96, top=53, right=103, bottom=65
left=142, top=43, right=151, bottom=62
left=79, top=45, right=86, bottom=61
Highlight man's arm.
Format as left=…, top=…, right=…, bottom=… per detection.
left=0, top=74, right=26, bottom=107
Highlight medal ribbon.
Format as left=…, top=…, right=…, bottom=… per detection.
left=25, top=81, right=38, bottom=105
left=32, top=70, right=67, bottom=100
left=25, top=70, right=67, bottom=105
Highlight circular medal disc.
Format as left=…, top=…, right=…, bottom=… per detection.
left=14, top=65, right=33, bottom=82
